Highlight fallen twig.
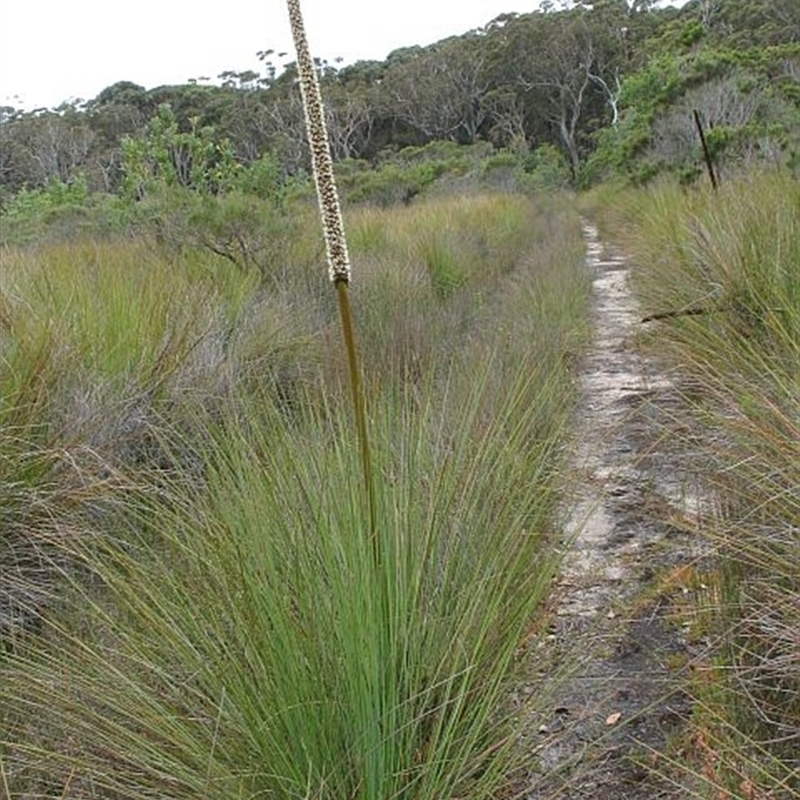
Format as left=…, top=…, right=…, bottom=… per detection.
left=642, top=305, right=786, bottom=323
left=642, top=306, right=722, bottom=323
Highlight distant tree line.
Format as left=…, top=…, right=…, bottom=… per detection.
left=1, top=0, right=798, bottom=202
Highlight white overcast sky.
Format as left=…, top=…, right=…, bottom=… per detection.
left=0, top=1, right=553, bottom=110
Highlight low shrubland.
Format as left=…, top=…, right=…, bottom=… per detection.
left=0, top=188, right=590, bottom=798
left=592, top=170, right=799, bottom=798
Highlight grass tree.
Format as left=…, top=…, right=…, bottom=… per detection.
left=286, top=0, right=375, bottom=548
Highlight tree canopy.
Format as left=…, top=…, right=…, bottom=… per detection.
left=1, top=0, right=797, bottom=199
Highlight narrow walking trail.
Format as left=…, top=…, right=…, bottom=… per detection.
left=522, top=224, right=709, bottom=799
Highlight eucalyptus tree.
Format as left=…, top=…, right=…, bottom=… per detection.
left=484, top=2, right=639, bottom=180
left=0, top=105, right=95, bottom=190
left=84, top=83, right=148, bottom=191
left=485, top=11, right=593, bottom=179
left=381, top=34, right=491, bottom=144
left=320, top=69, right=378, bottom=161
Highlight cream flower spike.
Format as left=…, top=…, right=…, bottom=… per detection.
left=286, top=0, right=351, bottom=284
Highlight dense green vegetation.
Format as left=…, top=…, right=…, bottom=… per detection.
left=1, top=0, right=798, bottom=210
left=0, top=190, right=591, bottom=797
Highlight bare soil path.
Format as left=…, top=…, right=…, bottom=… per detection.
left=520, top=224, right=710, bottom=799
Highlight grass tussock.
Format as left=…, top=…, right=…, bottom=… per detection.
left=594, top=170, right=799, bottom=798
left=1, top=189, right=590, bottom=798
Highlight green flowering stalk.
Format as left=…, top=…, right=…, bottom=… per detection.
left=286, top=0, right=376, bottom=546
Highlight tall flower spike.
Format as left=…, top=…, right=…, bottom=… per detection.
left=286, top=0, right=376, bottom=547
left=286, top=0, right=351, bottom=284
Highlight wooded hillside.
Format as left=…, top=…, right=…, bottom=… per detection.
left=1, top=0, right=798, bottom=200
